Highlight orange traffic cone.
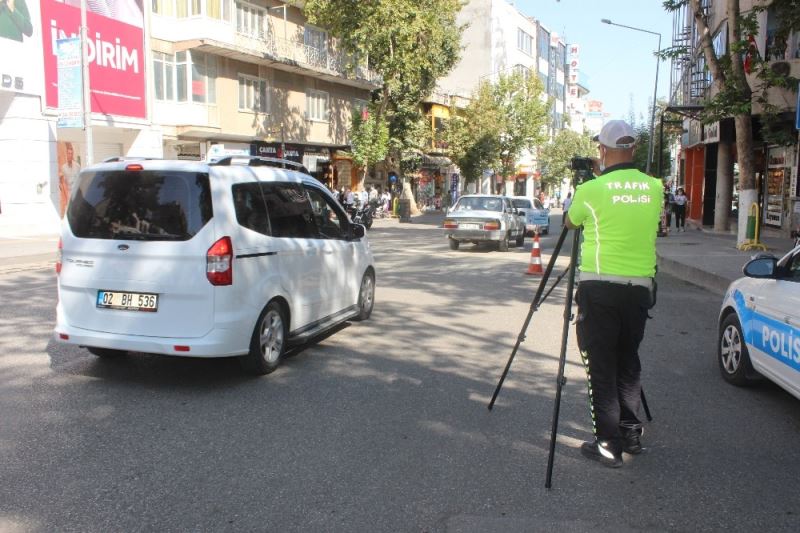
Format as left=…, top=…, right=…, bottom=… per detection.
left=526, top=234, right=544, bottom=275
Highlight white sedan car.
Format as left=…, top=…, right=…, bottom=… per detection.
left=718, top=245, right=800, bottom=399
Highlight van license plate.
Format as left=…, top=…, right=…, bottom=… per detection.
left=97, top=290, right=158, bottom=312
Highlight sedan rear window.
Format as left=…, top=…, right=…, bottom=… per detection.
left=454, top=197, right=503, bottom=211
left=67, top=170, right=212, bottom=240
left=512, top=199, right=532, bottom=209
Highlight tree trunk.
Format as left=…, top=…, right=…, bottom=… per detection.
left=714, top=138, right=733, bottom=231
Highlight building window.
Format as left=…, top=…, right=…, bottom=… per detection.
left=517, top=29, right=533, bottom=56
left=192, top=51, right=217, bottom=104
left=153, top=0, right=231, bottom=19
left=306, top=89, right=329, bottom=121
left=153, top=51, right=216, bottom=104
left=352, top=98, right=369, bottom=117
left=513, top=64, right=531, bottom=81
left=304, top=25, right=328, bottom=67
left=236, top=1, right=266, bottom=38
left=152, top=0, right=189, bottom=17
left=556, top=43, right=566, bottom=68
left=239, top=74, right=268, bottom=113
left=537, top=27, right=550, bottom=60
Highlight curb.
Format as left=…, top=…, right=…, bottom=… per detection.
left=656, top=253, right=730, bottom=297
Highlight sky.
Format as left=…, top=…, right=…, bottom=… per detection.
left=515, top=0, right=675, bottom=126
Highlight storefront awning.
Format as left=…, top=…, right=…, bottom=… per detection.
left=421, top=154, right=452, bottom=168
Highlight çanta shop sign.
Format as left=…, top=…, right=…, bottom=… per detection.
left=250, top=141, right=305, bottom=164
left=40, top=0, right=145, bottom=119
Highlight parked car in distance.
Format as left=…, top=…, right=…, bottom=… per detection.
left=442, top=194, right=526, bottom=251
left=717, top=245, right=800, bottom=399
left=54, top=156, right=375, bottom=375
left=510, top=195, right=550, bottom=235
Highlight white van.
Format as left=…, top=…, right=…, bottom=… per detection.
left=54, top=157, right=375, bottom=375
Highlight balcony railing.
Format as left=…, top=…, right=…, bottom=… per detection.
left=233, top=32, right=382, bottom=85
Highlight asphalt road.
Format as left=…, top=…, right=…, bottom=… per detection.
left=1, top=216, right=799, bottom=532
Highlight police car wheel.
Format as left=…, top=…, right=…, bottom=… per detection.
left=718, top=313, right=757, bottom=386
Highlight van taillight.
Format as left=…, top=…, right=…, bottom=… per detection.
left=56, top=238, right=62, bottom=275
left=207, top=237, right=233, bottom=286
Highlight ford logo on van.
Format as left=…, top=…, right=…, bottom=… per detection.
left=117, top=244, right=129, bottom=251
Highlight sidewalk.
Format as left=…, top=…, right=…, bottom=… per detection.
left=655, top=225, right=795, bottom=296
left=0, top=234, right=59, bottom=275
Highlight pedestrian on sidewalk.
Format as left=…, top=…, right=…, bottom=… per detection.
left=673, top=188, right=687, bottom=232
left=565, top=120, right=662, bottom=468
left=663, top=185, right=674, bottom=230
left=561, top=192, right=572, bottom=226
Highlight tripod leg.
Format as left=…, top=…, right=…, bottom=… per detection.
left=545, top=228, right=582, bottom=489
left=488, top=225, right=571, bottom=410
left=641, top=388, right=653, bottom=422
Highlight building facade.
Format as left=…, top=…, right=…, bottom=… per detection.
left=435, top=0, right=567, bottom=198
left=670, top=0, right=800, bottom=236
left=0, top=0, right=376, bottom=237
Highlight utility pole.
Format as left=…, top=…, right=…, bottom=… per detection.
left=80, top=0, right=93, bottom=166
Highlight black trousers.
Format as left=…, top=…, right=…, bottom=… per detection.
left=674, top=204, right=686, bottom=228
left=575, top=281, right=650, bottom=452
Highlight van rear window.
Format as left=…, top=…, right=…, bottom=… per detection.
left=67, top=170, right=212, bottom=240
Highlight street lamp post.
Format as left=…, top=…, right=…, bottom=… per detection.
left=601, top=19, right=661, bottom=175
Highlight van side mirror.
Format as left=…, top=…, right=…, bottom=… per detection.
left=350, top=224, right=366, bottom=239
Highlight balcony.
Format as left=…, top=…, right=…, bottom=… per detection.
left=151, top=14, right=381, bottom=90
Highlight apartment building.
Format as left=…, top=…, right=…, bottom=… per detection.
left=149, top=0, right=380, bottom=191
left=435, top=0, right=567, bottom=198
left=0, top=0, right=377, bottom=237
left=670, top=0, right=800, bottom=235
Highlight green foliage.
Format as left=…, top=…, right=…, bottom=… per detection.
left=349, top=107, right=389, bottom=171
left=660, top=0, right=800, bottom=140
left=304, top=0, right=463, bottom=154
left=538, top=129, right=595, bottom=187
left=444, top=73, right=550, bottom=184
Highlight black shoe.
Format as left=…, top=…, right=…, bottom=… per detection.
left=580, top=440, right=623, bottom=468
left=622, top=428, right=644, bottom=455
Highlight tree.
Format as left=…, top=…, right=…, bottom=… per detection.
left=662, top=0, right=800, bottom=242
left=304, top=0, right=463, bottom=159
left=349, top=106, right=389, bottom=183
left=445, top=73, right=550, bottom=189
left=538, top=129, right=595, bottom=188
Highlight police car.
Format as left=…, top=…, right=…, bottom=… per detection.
left=718, top=245, right=800, bottom=399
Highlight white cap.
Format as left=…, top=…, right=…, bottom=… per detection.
left=593, top=120, right=636, bottom=149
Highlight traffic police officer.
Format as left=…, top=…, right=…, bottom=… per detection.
left=565, top=120, right=663, bottom=468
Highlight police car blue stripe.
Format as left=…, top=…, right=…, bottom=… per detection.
left=733, top=289, right=800, bottom=372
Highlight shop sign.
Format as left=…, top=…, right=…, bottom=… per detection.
left=250, top=141, right=305, bottom=164
left=703, top=121, right=719, bottom=144
left=41, top=0, right=146, bottom=118
left=684, top=119, right=703, bottom=147
left=765, top=146, right=788, bottom=227
left=56, top=37, right=83, bottom=128
left=0, top=0, right=44, bottom=96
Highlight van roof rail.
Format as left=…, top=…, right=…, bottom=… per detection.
left=211, top=155, right=309, bottom=174
left=102, top=156, right=161, bottom=163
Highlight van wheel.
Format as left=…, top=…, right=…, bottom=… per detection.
left=241, top=302, right=286, bottom=375
left=355, top=271, right=375, bottom=321
left=498, top=233, right=509, bottom=252
left=448, top=238, right=460, bottom=250
left=87, top=347, right=126, bottom=358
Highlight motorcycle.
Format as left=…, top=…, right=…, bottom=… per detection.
left=350, top=201, right=375, bottom=229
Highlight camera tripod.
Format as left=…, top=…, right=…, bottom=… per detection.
left=487, top=224, right=652, bottom=488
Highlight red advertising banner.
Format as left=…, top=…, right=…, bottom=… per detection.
left=40, top=0, right=145, bottom=119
